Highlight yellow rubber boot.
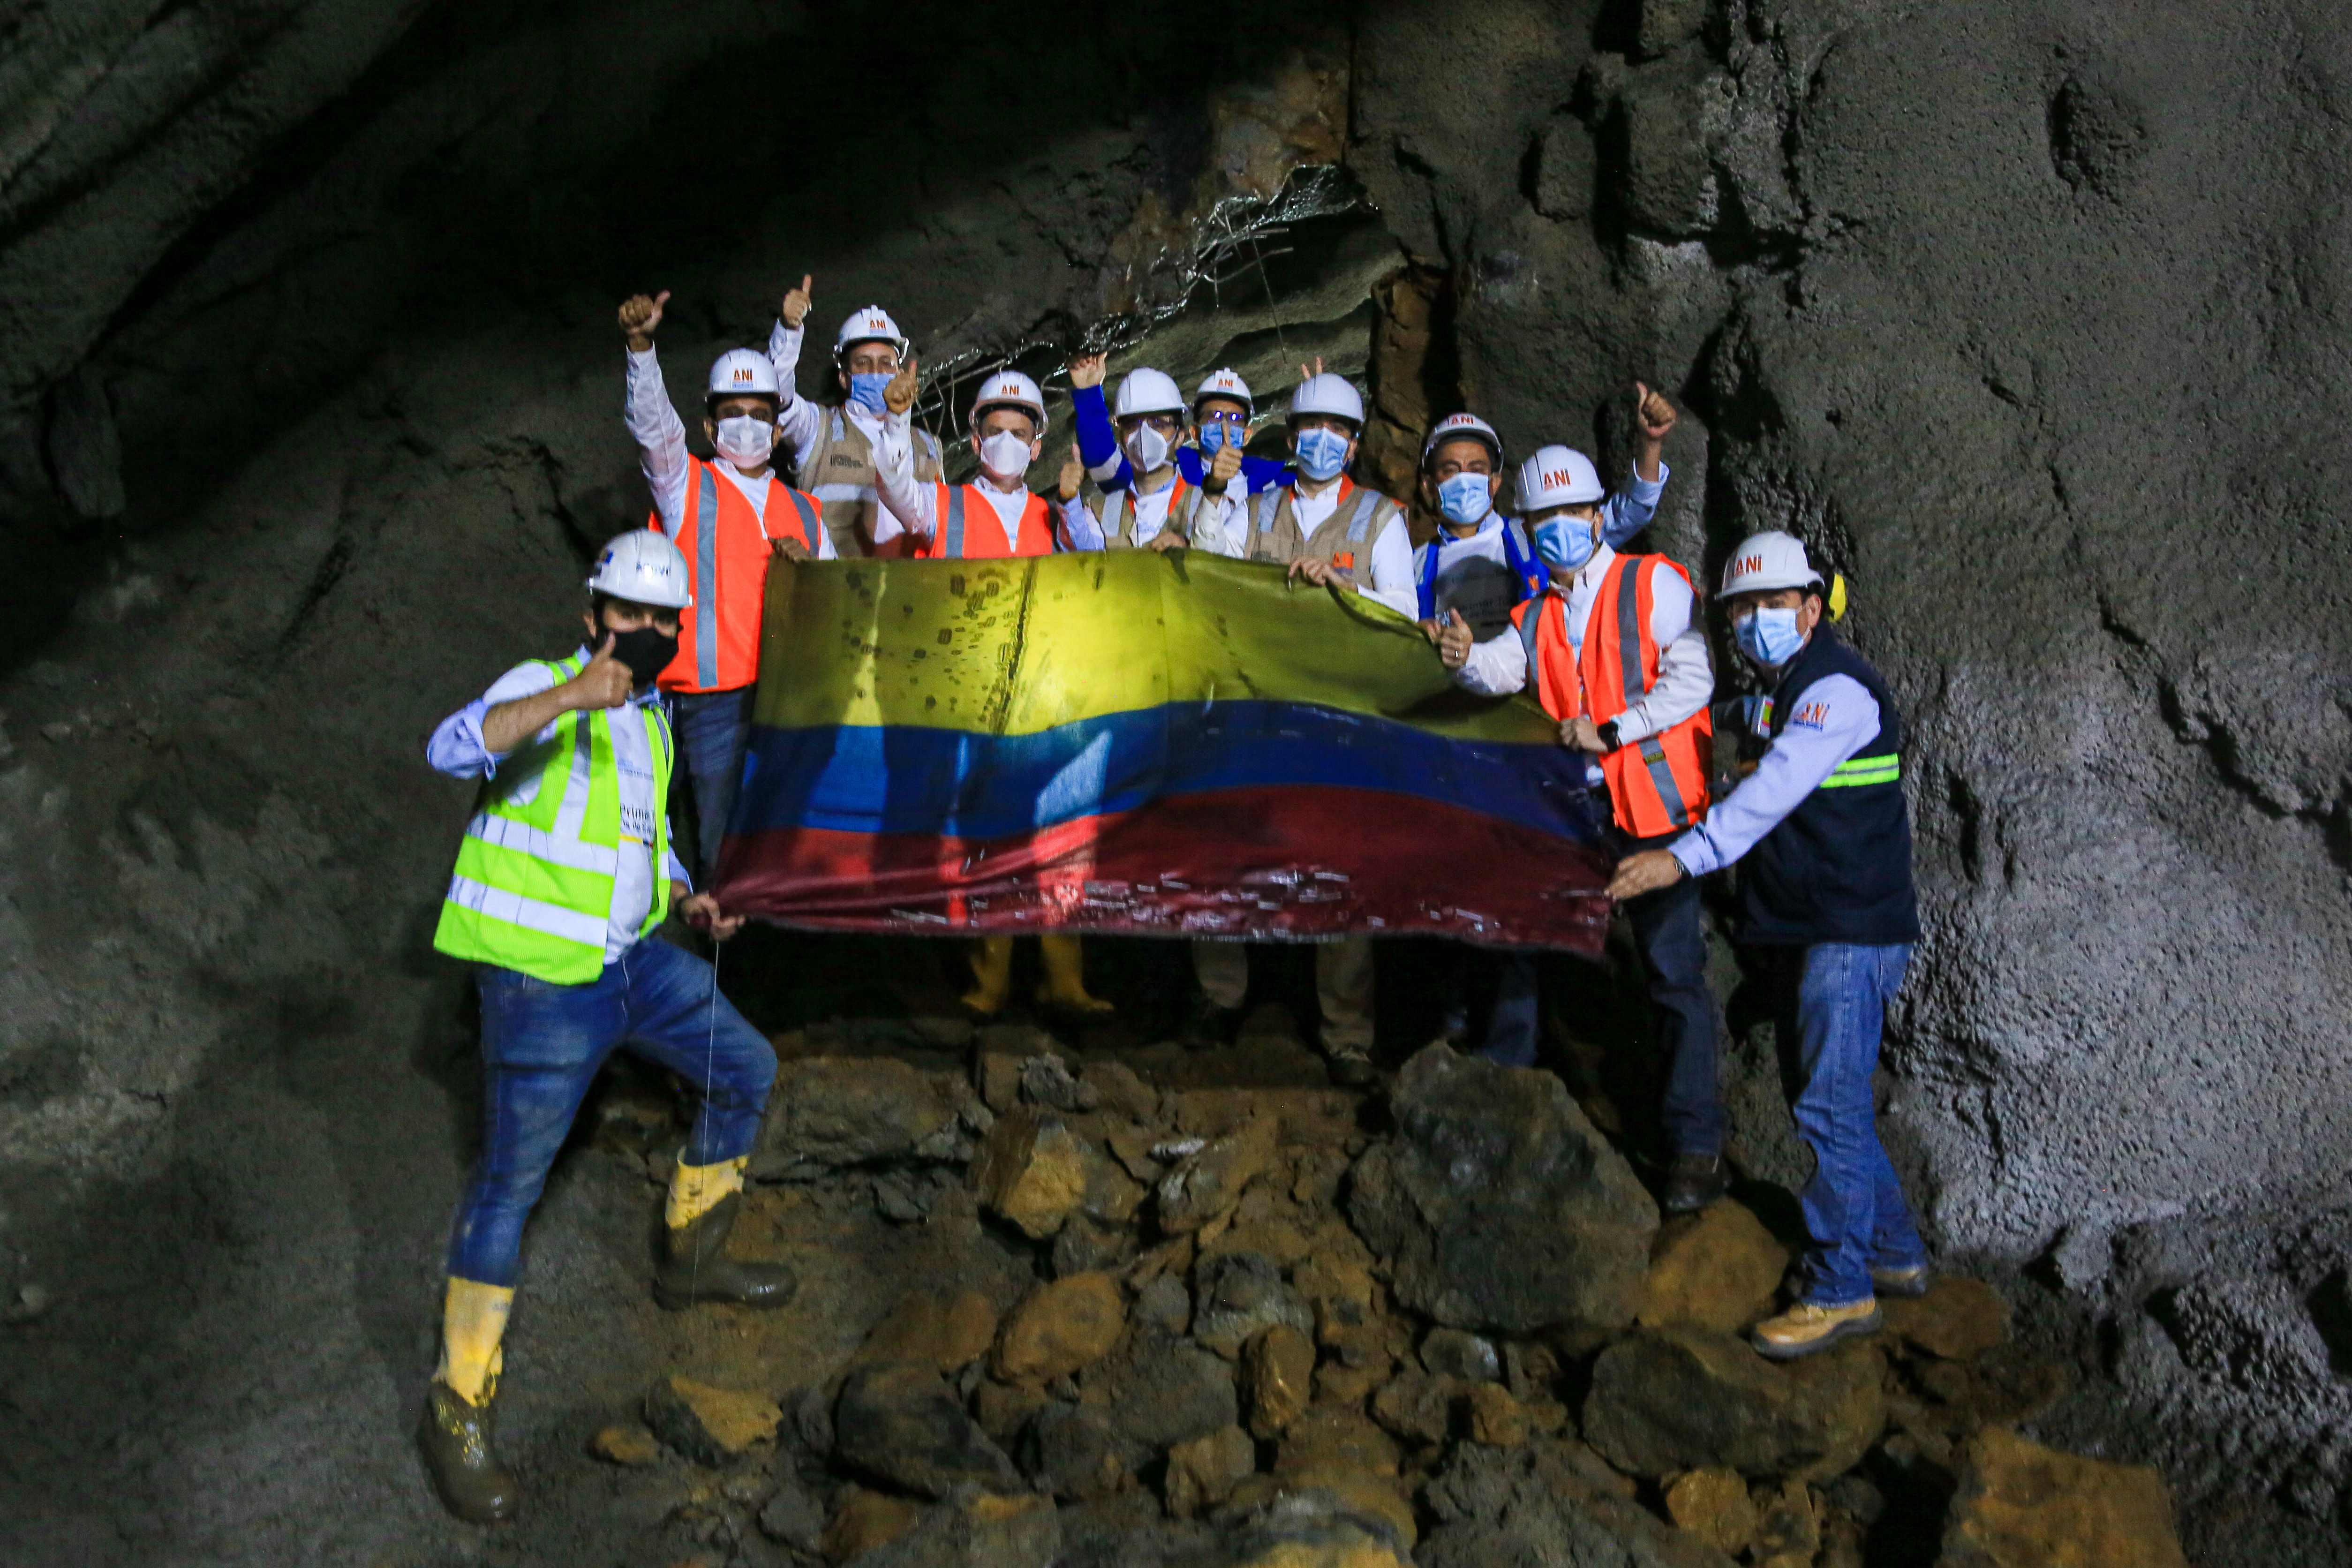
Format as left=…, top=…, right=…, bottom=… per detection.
left=421, top=1277, right=518, bottom=1522
left=963, top=936, right=1016, bottom=1018
left=1037, top=934, right=1113, bottom=1015
left=435, top=1277, right=513, bottom=1405
left=655, top=1155, right=797, bottom=1310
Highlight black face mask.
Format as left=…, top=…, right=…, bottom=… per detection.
left=604, top=624, right=678, bottom=687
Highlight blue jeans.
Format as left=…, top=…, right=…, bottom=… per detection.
left=672, top=687, right=754, bottom=884
left=1464, top=951, right=1542, bottom=1069
left=445, top=937, right=776, bottom=1287
left=1621, top=845, right=1726, bottom=1158
left=1781, top=942, right=1927, bottom=1305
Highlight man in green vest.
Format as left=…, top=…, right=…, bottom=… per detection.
left=418, top=530, right=794, bottom=1522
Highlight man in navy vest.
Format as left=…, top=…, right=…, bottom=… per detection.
left=1610, top=530, right=1927, bottom=1360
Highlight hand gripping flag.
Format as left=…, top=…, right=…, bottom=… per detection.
left=715, top=551, right=1614, bottom=953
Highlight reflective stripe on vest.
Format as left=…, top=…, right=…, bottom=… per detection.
left=1417, top=515, right=1546, bottom=622
left=1820, top=753, right=1902, bottom=788
left=1613, top=556, right=1692, bottom=831
left=431, top=658, right=676, bottom=985
left=652, top=458, right=818, bottom=694
left=932, top=484, right=1056, bottom=559
left=1109, top=476, right=1188, bottom=545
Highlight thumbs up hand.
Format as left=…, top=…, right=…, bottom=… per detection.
left=1436, top=608, right=1475, bottom=669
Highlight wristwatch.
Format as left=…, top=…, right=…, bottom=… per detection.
left=1595, top=719, right=1622, bottom=753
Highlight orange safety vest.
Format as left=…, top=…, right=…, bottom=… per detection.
left=920, top=482, right=1059, bottom=559
left=1510, top=554, right=1711, bottom=838
left=645, top=456, right=820, bottom=694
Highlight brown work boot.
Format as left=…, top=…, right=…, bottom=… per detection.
left=1871, top=1264, right=1931, bottom=1298
left=1661, top=1153, right=1729, bottom=1214
left=1750, top=1298, right=1882, bottom=1361
left=653, top=1191, right=799, bottom=1311
left=417, top=1380, right=517, bottom=1523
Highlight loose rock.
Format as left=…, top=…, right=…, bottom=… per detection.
left=1420, top=1327, right=1500, bottom=1383
left=854, top=1289, right=1003, bottom=1374
left=754, top=1056, right=969, bottom=1179
left=832, top=1361, right=1023, bottom=1498
left=993, top=1272, right=1127, bottom=1385
left=853, top=1491, right=1064, bottom=1568
left=1023, top=1402, right=1133, bottom=1500
left=756, top=1476, right=827, bottom=1553
left=1158, top=1115, right=1280, bottom=1234
left=1166, top=1423, right=1259, bottom=1518
left=1937, top=1425, right=2190, bottom=1567
left=1638, top=1199, right=1791, bottom=1334
left=972, top=1111, right=1137, bottom=1238
left=588, top=1422, right=662, bottom=1467
left=1192, top=1251, right=1314, bottom=1358
left=643, top=1376, right=782, bottom=1467
left=1422, top=1441, right=1737, bottom=1568
left=1885, top=1277, right=2011, bottom=1362
left=1465, top=1382, right=1531, bottom=1447
left=824, top=1485, right=924, bottom=1563
left=1080, top=1327, right=1240, bottom=1462
left=1242, top=1323, right=1315, bottom=1438
left=1370, top=1369, right=1459, bottom=1444
left=1349, top=1045, right=1657, bottom=1333
left=1664, top=1467, right=1757, bottom=1554
left=1583, top=1328, right=1885, bottom=1480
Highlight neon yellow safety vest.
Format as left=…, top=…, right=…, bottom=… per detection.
left=432, top=655, right=676, bottom=984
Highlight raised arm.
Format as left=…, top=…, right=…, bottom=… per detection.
left=769, top=274, right=822, bottom=465
left=871, top=358, right=938, bottom=541
left=620, top=292, right=691, bottom=534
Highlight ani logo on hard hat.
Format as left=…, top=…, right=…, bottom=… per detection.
left=734, top=366, right=757, bottom=385
left=1736, top=553, right=1765, bottom=578
left=1543, top=468, right=1574, bottom=490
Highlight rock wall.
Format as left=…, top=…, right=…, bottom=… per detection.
left=3, top=0, right=2351, bottom=1562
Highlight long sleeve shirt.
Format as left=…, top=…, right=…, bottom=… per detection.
left=767, top=318, right=891, bottom=502
left=623, top=346, right=837, bottom=557
left=427, top=654, right=691, bottom=963
left=1057, top=469, right=1187, bottom=551
left=1071, top=383, right=1290, bottom=495
left=1453, top=542, right=1712, bottom=746
left=872, top=410, right=1033, bottom=553
left=1669, top=662, right=1881, bottom=877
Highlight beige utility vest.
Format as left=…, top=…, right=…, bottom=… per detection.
left=1097, top=474, right=1192, bottom=549
left=1243, top=478, right=1405, bottom=569
left=803, top=407, right=942, bottom=558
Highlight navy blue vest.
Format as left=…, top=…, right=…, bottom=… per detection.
left=1740, top=627, right=1921, bottom=946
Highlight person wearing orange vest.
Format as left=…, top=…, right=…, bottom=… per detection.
left=619, top=289, right=835, bottom=884
left=1438, top=442, right=1726, bottom=1214
left=871, top=362, right=1111, bottom=1020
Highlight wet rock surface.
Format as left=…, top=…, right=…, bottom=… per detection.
left=1349, top=1045, right=1657, bottom=1333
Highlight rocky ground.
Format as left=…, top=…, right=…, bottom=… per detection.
left=76, top=928, right=2173, bottom=1568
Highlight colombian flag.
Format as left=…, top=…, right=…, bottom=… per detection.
left=714, top=551, right=1614, bottom=952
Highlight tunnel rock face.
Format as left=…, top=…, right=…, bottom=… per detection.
left=1, top=1, right=2351, bottom=1563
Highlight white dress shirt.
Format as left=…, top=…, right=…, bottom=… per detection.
left=1453, top=543, right=1713, bottom=745
left=623, top=346, right=837, bottom=556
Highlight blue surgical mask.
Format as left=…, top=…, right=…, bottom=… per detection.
left=1294, top=426, right=1351, bottom=482
left=1198, top=423, right=1227, bottom=453
left=1532, top=515, right=1596, bottom=574
left=848, top=372, right=891, bottom=415
left=1735, top=606, right=1806, bottom=667
left=1436, top=472, right=1493, bottom=527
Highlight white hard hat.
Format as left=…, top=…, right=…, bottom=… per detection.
left=1288, top=371, right=1364, bottom=428
left=833, top=305, right=909, bottom=363
left=1194, top=367, right=1255, bottom=418
left=1719, top=530, right=1824, bottom=597
left=1112, top=367, right=1186, bottom=420
left=587, top=531, right=693, bottom=609
left=1515, top=445, right=1605, bottom=511
left=969, top=367, right=1048, bottom=435
left=707, top=348, right=779, bottom=403
left=1423, top=411, right=1502, bottom=468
